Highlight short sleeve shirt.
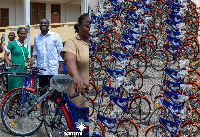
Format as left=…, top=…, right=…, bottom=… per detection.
left=60, top=35, right=89, bottom=107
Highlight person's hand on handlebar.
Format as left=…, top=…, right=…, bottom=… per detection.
left=73, top=75, right=89, bottom=96
left=7, top=61, right=13, bottom=67
left=28, top=58, right=33, bottom=66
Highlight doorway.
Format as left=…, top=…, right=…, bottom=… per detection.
left=51, top=4, right=60, bottom=28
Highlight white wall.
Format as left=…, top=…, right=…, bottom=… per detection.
left=0, top=0, right=24, bottom=26
left=68, top=4, right=81, bottom=22
left=0, top=0, right=80, bottom=27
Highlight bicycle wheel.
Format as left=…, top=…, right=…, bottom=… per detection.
left=107, top=57, right=117, bottom=69
left=182, top=82, right=200, bottom=97
left=189, top=96, right=200, bottom=112
left=179, top=43, right=196, bottom=60
left=117, top=119, right=138, bottom=137
left=136, top=42, right=155, bottom=58
left=124, top=69, right=143, bottom=90
left=179, top=122, right=200, bottom=136
left=89, top=55, right=102, bottom=76
left=183, top=38, right=199, bottom=58
left=145, top=124, right=170, bottom=137
left=128, top=53, right=148, bottom=74
left=151, top=50, right=168, bottom=71
left=148, top=25, right=163, bottom=47
left=148, top=106, right=167, bottom=126
left=89, top=97, right=95, bottom=117
left=150, top=84, right=163, bottom=102
left=153, top=95, right=163, bottom=110
left=89, top=119, right=105, bottom=137
left=0, top=77, right=6, bottom=99
left=129, top=95, right=151, bottom=120
left=95, top=46, right=112, bottom=67
left=1, top=89, right=42, bottom=136
left=89, top=81, right=98, bottom=101
left=185, top=70, right=200, bottom=83
left=43, top=97, right=69, bottom=137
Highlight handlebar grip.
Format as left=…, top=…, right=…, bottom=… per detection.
left=69, top=92, right=79, bottom=99
left=69, top=89, right=88, bottom=99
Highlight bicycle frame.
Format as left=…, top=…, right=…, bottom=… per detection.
left=49, top=92, right=89, bottom=137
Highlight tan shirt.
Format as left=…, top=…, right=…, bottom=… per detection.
left=60, top=35, right=89, bottom=107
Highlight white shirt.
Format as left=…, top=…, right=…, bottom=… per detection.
left=32, top=31, right=63, bottom=75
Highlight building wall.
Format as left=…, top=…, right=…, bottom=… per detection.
left=0, top=0, right=81, bottom=26
left=0, top=0, right=24, bottom=26
left=67, top=4, right=81, bottom=22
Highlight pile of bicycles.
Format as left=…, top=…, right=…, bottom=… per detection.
left=89, top=0, right=200, bottom=136
left=145, top=60, right=200, bottom=136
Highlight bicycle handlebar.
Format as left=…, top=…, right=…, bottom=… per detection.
left=6, top=64, right=46, bottom=71
left=69, top=90, right=89, bottom=100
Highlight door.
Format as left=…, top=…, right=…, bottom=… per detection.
left=51, top=4, right=60, bottom=28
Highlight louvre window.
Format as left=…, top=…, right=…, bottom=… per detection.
left=0, top=8, right=9, bottom=32
left=30, top=2, right=46, bottom=25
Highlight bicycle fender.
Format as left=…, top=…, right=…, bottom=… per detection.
left=116, top=118, right=139, bottom=131
left=178, top=121, right=200, bottom=136
left=55, top=98, right=75, bottom=132
left=144, top=124, right=165, bottom=134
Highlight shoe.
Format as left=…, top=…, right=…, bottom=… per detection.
left=8, top=112, right=15, bottom=119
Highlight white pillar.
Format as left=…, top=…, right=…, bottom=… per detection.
left=81, top=0, right=88, bottom=14
left=24, top=0, right=31, bottom=58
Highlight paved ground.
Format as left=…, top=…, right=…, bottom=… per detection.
left=0, top=96, right=49, bottom=137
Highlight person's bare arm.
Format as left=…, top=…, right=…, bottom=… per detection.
left=0, top=37, right=4, bottom=53
left=64, top=52, right=89, bottom=95
left=4, top=51, right=12, bottom=66
left=58, top=61, right=63, bottom=74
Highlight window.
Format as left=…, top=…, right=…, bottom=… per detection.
left=30, top=2, right=46, bottom=25
left=0, top=8, right=9, bottom=32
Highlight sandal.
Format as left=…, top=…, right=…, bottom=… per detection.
left=16, top=108, right=22, bottom=117
left=8, top=111, right=15, bottom=119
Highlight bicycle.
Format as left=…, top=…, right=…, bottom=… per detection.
left=0, top=64, right=46, bottom=136
left=90, top=90, right=139, bottom=137
left=41, top=74, right=90, bottom=137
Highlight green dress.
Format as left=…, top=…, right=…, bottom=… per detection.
left=7, top=40, right=29, bottom=91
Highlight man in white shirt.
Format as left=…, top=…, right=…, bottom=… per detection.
left=32, top=18, right=63, bottom=92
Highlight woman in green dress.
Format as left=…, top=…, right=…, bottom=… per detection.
left=4, top=28, right=33, bottom=118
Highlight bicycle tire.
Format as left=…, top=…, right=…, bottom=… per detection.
left=145, top=124, right=170, bottom=137
left=182, top=38, right=199, bottom=58
left=1, top=89, right=43, bottom=136
left=89, top=81, right=98, bottom=101
left=129, top=95, right=151, bottom=120
left=116, top=119, right=138, bottom=137
left=95, top=46, right=113, bottom=67
left=43, top=97, right=69, bottom=137
left=128, top=53, right=148, bottom=74
left=148, top=106, right=167, bottom=126
left=0, top=77, right=6, bottom=99
left=136, top=42, right=155, bottom=58
left=179, top=121, right=200, bottom=136
left=89, top=97, right=95, bottom=117
left=89, top=55, right=102, bottom=76
left=124, top=69, right=143, bottom=90
left=90, top=119, right=105, bottom=137
left=150, top=84, right=163, bottom=102
left=151, top=50, right=169, bottom=71
left=178, top=43, right=196, bottom=61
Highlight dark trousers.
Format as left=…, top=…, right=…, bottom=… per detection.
left=38, top=75, right=53, bottom=95
left=38, top=75, right=53, bottom=87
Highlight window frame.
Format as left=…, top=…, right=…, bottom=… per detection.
left=30, top=2, right=46, bottom=25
